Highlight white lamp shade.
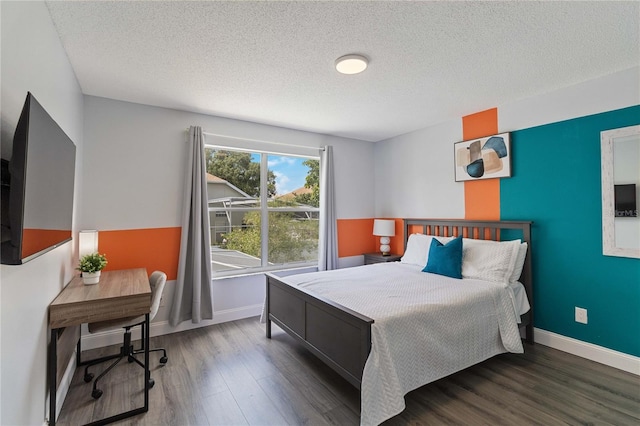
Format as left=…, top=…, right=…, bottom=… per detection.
left=373, top=219, right=395, bottom=237
left=79, top=230, right=99, bottom=258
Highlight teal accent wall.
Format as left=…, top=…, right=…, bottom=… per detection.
left=501, top=106, right=640, bottom=357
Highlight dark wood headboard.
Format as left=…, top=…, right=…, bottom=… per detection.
left=403, top=218, right=534, bottom=343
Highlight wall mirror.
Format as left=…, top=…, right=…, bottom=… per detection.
left=601, top=125, right=640, bottom=258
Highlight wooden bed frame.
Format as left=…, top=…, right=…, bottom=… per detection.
left=265, top=219, right=533, bottom=389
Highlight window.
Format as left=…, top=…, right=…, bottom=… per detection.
left=205, top=147, right=320, bottom=275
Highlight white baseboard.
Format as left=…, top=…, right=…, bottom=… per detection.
left=80, top=304, right=263, bottom=351
left=534, top=327, right=640, bottom=375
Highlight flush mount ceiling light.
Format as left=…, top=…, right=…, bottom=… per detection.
left=335, top=54, right=368, bottom=75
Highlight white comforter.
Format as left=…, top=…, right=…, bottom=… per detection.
left=280, top=262, right=525, bottom=426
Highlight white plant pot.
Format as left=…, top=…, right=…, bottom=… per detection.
left=83, top=271, right=101, bottom=285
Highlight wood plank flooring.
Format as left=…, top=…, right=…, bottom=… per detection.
left=57, top=317, right=640, bottom=425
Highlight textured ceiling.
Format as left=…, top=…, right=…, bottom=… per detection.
left=45, top=1, right=639, bottom=142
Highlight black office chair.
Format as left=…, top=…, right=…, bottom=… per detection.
left=83, top=271, right=168, bottom=399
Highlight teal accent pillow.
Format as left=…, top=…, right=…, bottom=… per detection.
left=422, top=236, right=463, bottom=279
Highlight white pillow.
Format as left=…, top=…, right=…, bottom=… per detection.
left=509, top=242, right=528, bottom=283
left=401, top=234, right=432, bottom=266
left=461, top=238, right=521, bottom=283
left=401, top=234, right=452, bottom=266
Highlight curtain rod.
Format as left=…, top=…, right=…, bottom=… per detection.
left=186, top=128, right=325, bottom=152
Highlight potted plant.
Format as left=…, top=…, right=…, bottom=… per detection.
left=78, top=252, right=108, bottom=285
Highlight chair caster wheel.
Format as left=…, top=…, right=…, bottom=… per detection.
left=159, top=356, right=168, bottom=364
left=127, top=356, right=135, bottom=363
left=83, top=373, right=94, bottom=383
left=148, top=378, right=155, bottom=389
left=92, top=389, right=103, bottom=399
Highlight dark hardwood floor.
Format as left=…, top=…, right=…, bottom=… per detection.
left=57, top=317, right=640, bottom=425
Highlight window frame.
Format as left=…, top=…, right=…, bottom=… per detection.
left=205, top=144, right=320, bottom=277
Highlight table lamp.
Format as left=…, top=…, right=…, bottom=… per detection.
left=79, top=230, right=99, bottom=258
left=373, top=219, right=395, bottom=256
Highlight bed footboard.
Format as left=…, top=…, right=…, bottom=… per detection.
left=265, top=273, right=374, bottom=388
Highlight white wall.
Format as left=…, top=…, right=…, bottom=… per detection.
left=0, top=2, right=84, bottom=424
left=374, top=118, right=465, bottom=218
left=82, top=96, right=374, bottom=229
left=499, top=67, right=639, bottom=132
left=375, top=67, right=640, bottom=218
left=81, top=95, right=375, bottom=329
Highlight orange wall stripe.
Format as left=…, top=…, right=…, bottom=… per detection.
left=22, top=229, right=72, bottom=258
left=337, top=218, right=407, bottom=257
left=337, top=218, right=377, bottom=257
left=463, top=179, right=501, bottom=220
left=391, top=218, right=405, bottom=255
left=98, top=227, right=181, bottom=280
left=462, top=108, right=501, bottom=220
left=462, top=108, right=498, bottom=140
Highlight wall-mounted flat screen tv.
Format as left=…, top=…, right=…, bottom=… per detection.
left=614, top=184, right=638, bottom=218
left=1, top=92, right=76, bottom=264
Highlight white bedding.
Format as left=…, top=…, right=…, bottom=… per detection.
left=278, top=262, right=528, bottom=426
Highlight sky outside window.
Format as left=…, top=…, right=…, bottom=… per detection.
left=264, top=154, right=309, bottom=195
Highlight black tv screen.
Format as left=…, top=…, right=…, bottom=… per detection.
left=615, top=184, right=638, bottom=218
left=1, top=92, right=76, bottom=264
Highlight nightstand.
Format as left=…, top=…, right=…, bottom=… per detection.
left=364, top=252, right=402, bottom=265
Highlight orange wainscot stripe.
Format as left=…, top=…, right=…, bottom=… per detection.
left=337, top=218, right=377, bottom=257
left=337, top=218, right=407, bottom=258
left=391, top=218, right=405, bottom=255
left=98, top=227, right=181, bottom=280
left=22, top=229, right=72, bottom=258
left=462, top=108, right=500, bottom=221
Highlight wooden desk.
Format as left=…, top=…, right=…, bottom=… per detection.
left=48, top=268, right=151, bottom=426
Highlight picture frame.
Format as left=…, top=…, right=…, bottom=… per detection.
left=454, top=132, right=511, bottom=182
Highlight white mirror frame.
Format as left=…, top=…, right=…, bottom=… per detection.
left=601, top=124, right=640, bottom=258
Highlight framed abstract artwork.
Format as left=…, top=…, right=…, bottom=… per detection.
left=454, top=132, right=511, bottom=182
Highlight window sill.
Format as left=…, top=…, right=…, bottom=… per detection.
left=211, top=263, right=318, bottom=281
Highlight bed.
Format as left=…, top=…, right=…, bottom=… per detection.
left=264, top=218, right=533, bottom=425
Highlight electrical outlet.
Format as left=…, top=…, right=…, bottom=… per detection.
left=575, top=307, right=588, bottom=324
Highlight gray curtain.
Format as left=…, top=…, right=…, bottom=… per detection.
left=318, top=145, right=338, bottom=271
left=170, top=126, right=213, bottom=326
